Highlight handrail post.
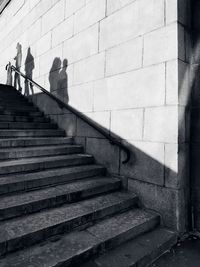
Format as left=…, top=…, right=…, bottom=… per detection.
left=6, top=62, right=13, bottom=86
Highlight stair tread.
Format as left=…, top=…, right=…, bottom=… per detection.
left=0, top=209, right=158, bottom=267
left=82, top=227, right=177, bottom=267
left=0, top=164, right=104, bottom=185
left=0, top=154, right=93, bottom=168
left=0, top=191, right=137, bottom=243
left=0, top=129, right=62, bottom=132
left=0, top=177, right=120, bottom=210
left=0, top=137, right=72, bottom=142
left=0, top=137, right=73, bottom=148
left=0, top=144, right=82, bottom=152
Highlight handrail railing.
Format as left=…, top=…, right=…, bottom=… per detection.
left=6, top=62, right=131, bottom=164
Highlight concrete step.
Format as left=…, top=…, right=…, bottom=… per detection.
left=0, top=164, right=105, bottom=195
left=0, top=191, right=138, bottom=256
left=0, top=122, right=57, bottom=129
left=0, top=154, right=94, bottom=175
left=0, top=105, right=38, bottom=112
left=0, top=144, right=83, bottom=160
left=0, top=115, right=49, bottom=123
left=0, top=208, right=159, bottom=266
left=0, top=137, right=73, bottom=148
left=0, top=129, right=65, bottom=137
left=0, top=99, right=33, bottom=107
left=0, top=110, right=42, bottom=116
left=82, top=227, right=177, bottom=267
left=0, top=177, right=121, bottom=221
left=0, top=102, right=35, bottom=109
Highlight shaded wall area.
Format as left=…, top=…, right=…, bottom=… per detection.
left=0, top=0, right=189, bottom=233
left=190, top=0, right=200, bottom=232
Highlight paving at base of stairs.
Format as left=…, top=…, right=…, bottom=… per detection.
left=150, top=235, right=200, bottom=267
left=0, top=84, right=177, bottom=266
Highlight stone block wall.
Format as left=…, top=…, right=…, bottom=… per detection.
left=0, top=0, right=189, bottom=232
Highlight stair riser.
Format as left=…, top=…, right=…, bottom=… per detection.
left=0, top=198, right=137, bottom=256
left=0, top=167, right=105, bottom=195
left=0, top=147, right=83, bottom=160
left=0, top=107, right=38, bottom=113
left=0, top=116, right=49, bottom=123
left=0, top=156, right=94, bottom=175
left=0, top=111, right=42, bottom=116
left=0, top=102, right=33, bottom=108
left=0, top=181, right=121, bottom=221
left=0, top=130, right=65, bottom=138
left=0, top=123, right=57, bottom=129
left=58, top=217, right=160, bottom=267
left=0, top=138, right=73, bottom=148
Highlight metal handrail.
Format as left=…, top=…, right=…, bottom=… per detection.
left=6, top=62, right=131, bottom=164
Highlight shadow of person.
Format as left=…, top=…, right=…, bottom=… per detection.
left=49, top=57, right=62, bottom=95
left=14, top=42, right=22, bottom=93
left=58, top=59, right=69, bottom=104
left=24, top=47, right=35, bottom=96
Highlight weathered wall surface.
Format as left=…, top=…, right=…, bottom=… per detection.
left=0, top=0, right=188, bottom=232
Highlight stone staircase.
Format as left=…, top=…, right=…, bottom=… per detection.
left=0, top=84, right=177, bottom=267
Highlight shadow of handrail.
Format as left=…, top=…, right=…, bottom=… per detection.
left=6, top=62, right=131, bottom=164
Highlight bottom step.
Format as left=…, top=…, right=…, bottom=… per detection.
left=82, top=228, right=177, bottom=267
left=0, top=209, right=159, bottom=267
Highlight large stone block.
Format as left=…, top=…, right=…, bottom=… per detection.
left=110, top=109, right=144, bottom=140
left=120, top=140, right=165, bottom=185
left=36, top=32, right=51, bottom=57
left=68, top=82, right=94, bottom=112
left=100, top=2, right=139, bottom=51
left=178, top=106, right=187, bottom=143
left=106, top=37, right=143, bottom=77
left=39, top=44, right=63, bottom=76
left=92, top=111, right=111, bottom=132
left=143, top=23, right=177, bottom=66
left=178, top=0, right=190, bottom=27
left=178, top=24, right=186, bottom=62
left=35, top=0, right=53, bottom=21
left=129, top=179, right=186, bottom=232
left=164, top=144, right=178, bottom=188
left=166, top=0, right=177, bottom=24
left=166, top=60, right=178, bottom=105
left=102, top=64, right=165, bottom=110
left=65, top=0, right=85, bottom=19
left=86, top=137, right=120, bottom=174
left=73, top=52, right=105, bottom=85
left=76, top=112, right=109, bottom=139
left=93, top=79, right=109, bottom=112
left=34, top=92, right=64, bottom=115
left=29, top=0, right=41, bottom=11
left=144, top=106, right=178, bottom=143
left=74, top=0, right=106, bottom=34
left=63, top=24, right=99, bottom=64
left=100, top=0, right=164, bottom=51
left=106, top=0, right=135, bottom=15
left=28, top=19, right=41, bottom=46
left=52, top=16, right=74, bottom=48
left=41, top=0, right=65, bottom=35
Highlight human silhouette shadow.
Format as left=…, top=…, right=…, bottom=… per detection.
left=49, top=58, right=69, bottom=104
left=14, top=42, right=22, bottom=93
left=24, top=47, right=35, bottom=96
left=49, top=57, right=62, bottom=94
